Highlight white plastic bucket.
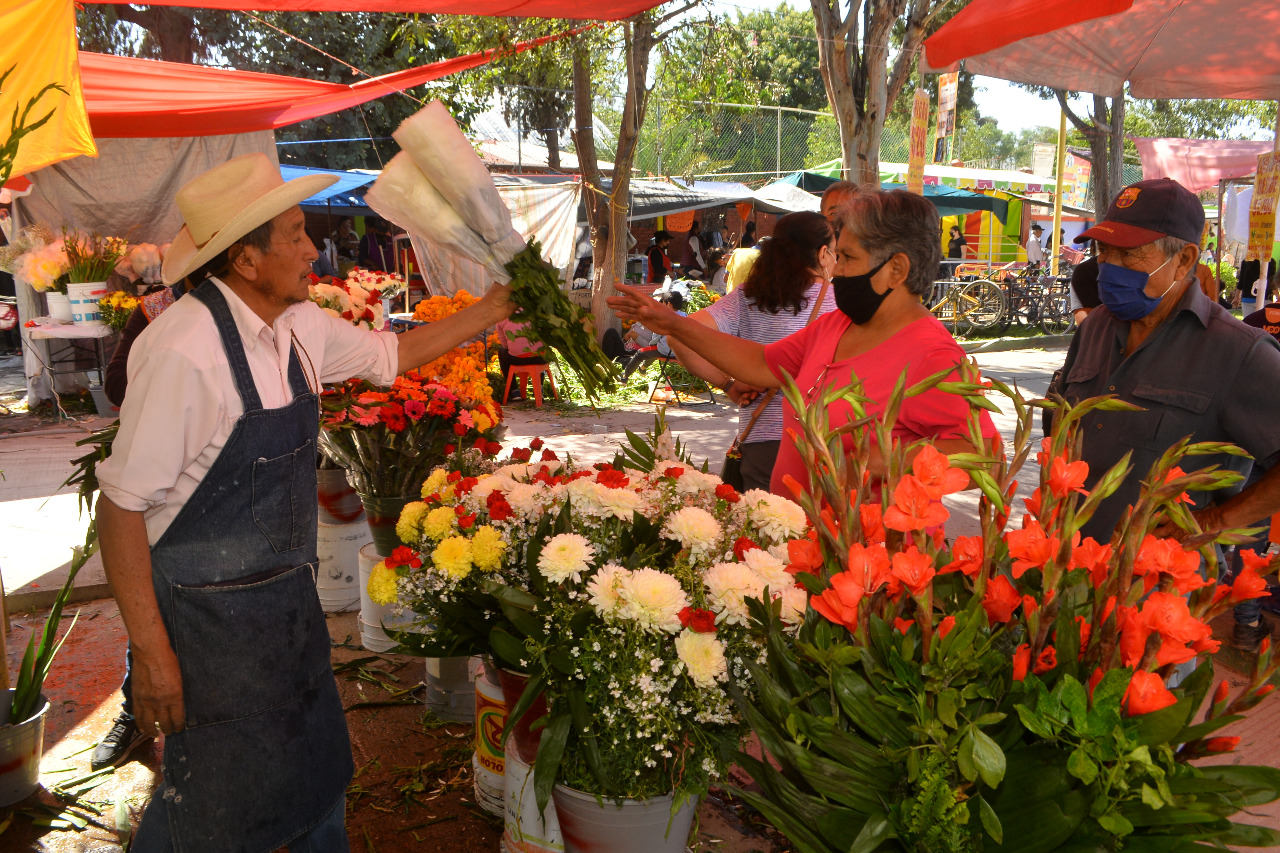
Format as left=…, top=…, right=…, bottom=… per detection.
left=502, top=736, right=563, bottom=853
left=474, top=665, right=506, bottom=816
left=316, top=520, right=368, bottom=613
left=425, top=656, right=477, bottom=723
left=67, top=282, right=109, bottom=327
left=357, top=543, right=420, bottom=652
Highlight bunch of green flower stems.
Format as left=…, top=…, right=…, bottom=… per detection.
left=731, top=359, right=1280, bottom=852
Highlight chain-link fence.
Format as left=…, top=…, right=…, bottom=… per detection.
left=468, top=88, right=909, bottom=187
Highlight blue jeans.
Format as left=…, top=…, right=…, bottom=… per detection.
left=135, top=794, right=349, bottom=852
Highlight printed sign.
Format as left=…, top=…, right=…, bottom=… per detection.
left=907, top=89, right=931, bottom=195
left=933, top=72, right=959, bottom=163
left=1247, top=151, right=1279, bottom=264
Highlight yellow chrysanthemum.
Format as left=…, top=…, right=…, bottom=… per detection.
left=422, top=506, right=457, bottom=541
left=396, top=501, right=428, bottom=545
left=421, top=469, right=449, bottom=500
left=470, top=525, right=507, bottom=572
left=432, top=535, right=473, bottom=579
left=367, top=561, right=400, bottom=606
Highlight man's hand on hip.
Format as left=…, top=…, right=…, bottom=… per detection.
left=134, top=645, right=186, bottom=736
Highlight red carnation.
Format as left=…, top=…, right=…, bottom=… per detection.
left=733, top=537, right=761, bottom=560
left=678, top=607, right=716, bottom=633
left=529, top=437, right=544, bottom=450
left=715, top=483, right=740, bottom=503
left=511, top=447, right=532, bottom=463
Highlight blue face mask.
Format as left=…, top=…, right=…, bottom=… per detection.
left=1096, top=256, right=1172, bottom=321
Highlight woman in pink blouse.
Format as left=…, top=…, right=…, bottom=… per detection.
left=609, top=189, right=1001, bottom=497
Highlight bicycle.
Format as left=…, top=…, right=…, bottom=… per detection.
left=926, top=278, right=1006, bottom=337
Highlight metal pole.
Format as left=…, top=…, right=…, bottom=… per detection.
left=1050, top=110, right=1067, bottom=277
left=776, top=105, right=782, bottom=178
left=516, top=99, right=523, bottom=175
left=1217, top=178, right=1226, bottom=282
left=656, top=99, right=663, bottom=177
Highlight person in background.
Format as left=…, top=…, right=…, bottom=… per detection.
left=1025, top=223, right=1045, bottom=266
left=359, top=218, right=394, bottom=272
left=331, top=217, right=359, bottom=263
left=495, top=316, right=548, bottom=403
left=667, top=212, right=838, bottom=491
left=312, top=233, right=339, bottom=279
left=820, top=181, right=860, bottom=225
left=948, top=225, right=970, bottom=261
left=705, top=247, right=729, bottom=295
left=647, top=230, right=674, bottom=283
left=740, top=220, right=758, bottom=249
left=1069, top=255, right=1100, bottom=326
left=610, top=190, right=1001, bottom=498
left=1204, top=240, right=1217, bottom=265
left=721, top=225, right=736, bottom=249
left=623, top=291, right=686, bottom=377
left=686, top=220, right=705, bottom=278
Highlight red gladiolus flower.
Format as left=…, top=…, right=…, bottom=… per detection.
left=786, top=538, right=824, bottom=579
left=733, top=537, right=761, bottom=560
left=1161, top=466, right=1194, bottom=504
left=678, top=607, right=717, bottom=633
left=983, top=575, right=1021, bottom=624
left=1213, top=680, right=1231, bottom=705
left=1047, top=457, right=1089, bottom=498
left=1258, top=684, right=1276, bottom=698
left=1261, top=638, right=1272, bottom=657
left=715, top=483, right=741, bottom=503
left=1125, top=670, right=1177, bottom=716
left=1034, top=645, right=1057, bottom=675
left=1024, top=487, right=1045, bottom=520
left=893, top=617, right=915, bottom=634
left=1232, top=564, right=1270, bottom=603
left=891, top=546, right=936, bottom=596
left=939, top=535, right=983, bottom=577
left=529, top=437, right=544, bottom=450
left=1077, top=615, right=1092, bottom=650
left=911, top=444, right=969, bottom=499
left=859, top=503, right=885, bottom=544
left=848, top=542, right=897, bottom=597
left=1035, top=436, right=1052, bottom=467
left=1205, top=736, right=1241, bottom=753
left=884, top=475, right=950, bottom=532
left=937, top=615, right=956, bottom=640
left=811, top=571, right=864, bottom=633
left=1012, top=644, right=1031, bottom=681
left=1006, top=518, right=1060, bottom=579
left=1088, top=667, right=1104, bottom=697
left=1133, top=535, right=1207, bottom=594
left=1072, top=537, right=1114, bottom=590
left=1022, top=594, right=1039, bottom=617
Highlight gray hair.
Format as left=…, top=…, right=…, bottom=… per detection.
left=1154, top=235, right=1197, bottom=283
left=836, top=190, right=941, bottom=296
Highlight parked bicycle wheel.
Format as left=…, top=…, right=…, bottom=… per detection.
left=1039, top=286, right=1075, bottom=335
left=959, top=279, right=1006, bottom=332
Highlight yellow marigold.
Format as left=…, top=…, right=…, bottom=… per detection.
left=367, top=561, right=400, bottom=606
left=396, top=501, right=429, bottom=544
left=421, top=468, right=449, bottom=499
left=422, top=506, right=457, bottom=541
left=471, top=525, right=507, bottom=572
left=432, top=535, right=473, bottom=579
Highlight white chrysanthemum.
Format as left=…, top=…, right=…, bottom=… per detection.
left=586, top=563, right=630, bottom=616
left=674, top=468, right=722, bottom=497
left=468, top=475, right=502, bottom=503
left=618, top=568, right=689, bottom=634
left=595, top=486, right=643, bottom=521
left=745, top=492, right=807, bottom=543
left=777, top=585, right=808, bottom=628
left=662, top=507, right=722, bottom=557
left=537, top=533, right=595, bottom=583
left=704, top=562, right=766, bottom=626
left=743, top=548, right=792, bottom=593
left=495, top=463, right=535, bottom=480
left=507, top=483, right=547, bottom=518
left=566, top=478, right=605, bottom=516
left=675, top=629, right=728, bottom=688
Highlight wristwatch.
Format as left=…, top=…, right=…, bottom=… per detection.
left=719, top=377, right=735, bottom=393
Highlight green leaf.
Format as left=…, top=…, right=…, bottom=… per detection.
left=958, top=729, right=978, bottom=782
left=1015, top=703, right=1056, bottom=739
left=1067, top=748, right=1099, bottom=785
left=1139, top=783, right=1165, bottom=811
left=499, top=671, right=544, bottom=749
left=1057, top=676, right=1089, bottom=732
left=979, top=794, right=1003, bottom=845
left=937, top=688, right=959, bottom=729
left=1097, top=812, right=1134, bottom=836
left=970, top=726, right=1007, bottom=788
left=531, top=713, right=571, bottom=816
left=1128, top=696, right=1195, bottom=747
left=849, top=809, right=895, bottom=853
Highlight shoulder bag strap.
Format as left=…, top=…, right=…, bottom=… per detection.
left=732, top=280, right=830, bottom=449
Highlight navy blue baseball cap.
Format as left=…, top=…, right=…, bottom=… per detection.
left=1075, top=178, right=1204, bottom=248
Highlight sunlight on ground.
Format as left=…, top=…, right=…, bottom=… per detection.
left=1, top=493, right=91, bottom=589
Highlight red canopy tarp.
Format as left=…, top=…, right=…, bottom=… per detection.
left=922, top=0, right=1280, bottom=100
left=79, top=28, right=577, bottom=137
left=81, top=0, right=659, bottom=21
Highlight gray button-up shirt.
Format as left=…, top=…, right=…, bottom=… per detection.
left=1060, top=282, right=1280, bottom=542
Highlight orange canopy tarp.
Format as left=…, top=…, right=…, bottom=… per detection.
left=81, top=0, right=659, bottom=21
left=80, top=28, right=578, bottom=138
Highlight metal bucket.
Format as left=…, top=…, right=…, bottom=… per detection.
left=473, top=665, right=506, bottom=816
left=0, top=691, right=48, bottom=807
left=316, top=520, right=369, bottom=613
left=424, top=656, right=477, bottom=723
left=501, top=736, right=563, bottom=853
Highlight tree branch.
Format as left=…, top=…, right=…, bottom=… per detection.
left=654, top=1, right=701, bottom=30
left=111, top=3, right=154, bottom=30
left=1055, top=89, right=1092, bottom=134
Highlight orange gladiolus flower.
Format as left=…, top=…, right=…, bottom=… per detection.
left=811, top=571, right=864, bottom=633
left=1034, top=645, right=1057, bottom=675
left=1072, top=537, right=1114, bottom=590
left=884, top=475, right=950, bottom=532
left=1006, top=518, right=1060, bottom=579
left=890, top=545, right=936, bottom=596
left=1161, top=466, right=1194, bottom=504
left=848, top=542, right=897, bottom=597
left=939, top=535, right=983, bottom=577
left=859, top=503, right=885, bottom=544
left=1021, top=594, right=1039, bottom=617
left=1205, top=736, right=1240, bottom=753
left=1012, top=644, right=1031, bottom=681
left=1231, top=564, right=1269, bottom=603
left=1125, top=670, right=1177, bottom=716
left=1213, top=680, right=1231, bottom=705
left=1132, top=535, right=1207, bottom=594
left=983, top=575, right=1021, bottom=624
left=893, top=616, right=915, bottom=634
left=786, top=538, right=824, bottom=579
left=1047, top=456, right=1089, bottom=498
left=911, top=444, right=969, bottom=499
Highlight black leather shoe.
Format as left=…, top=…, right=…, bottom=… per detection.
left=90, top=712, right=152, bottom=770
left=1233, top=620, right=1271, bottom=653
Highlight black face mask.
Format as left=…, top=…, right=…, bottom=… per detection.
left=831, top=259, right=889, bottom=325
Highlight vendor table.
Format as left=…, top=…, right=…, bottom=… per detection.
left=24, top=321, right=113, bottom=387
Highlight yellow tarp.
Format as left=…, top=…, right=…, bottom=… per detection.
left=1, top=0, right=97, bottom=178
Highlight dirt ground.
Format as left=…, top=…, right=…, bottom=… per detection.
left=0, top=600, right=788, bottom=852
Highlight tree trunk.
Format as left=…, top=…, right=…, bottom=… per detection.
left=1105, top=95, right=1125, bottom=213
left=544, top=130, right=561, bottom=171
left=811, top=0, right=859, bottom=180
left=589, top=17, right=657, bottom=339
left=572, top=39, right=611, bottom=340
left=112, top=5, right=198, bottom=63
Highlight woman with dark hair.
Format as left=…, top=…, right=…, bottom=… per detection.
left=666, top=211, right=837, bottom=491
left=704, top=247, right=729, bottom=294
left=611, top=190, right=1000, bottom=497
left=740, top=220, right=758, bottom=249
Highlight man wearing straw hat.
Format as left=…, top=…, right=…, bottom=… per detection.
left=95, top=153, right=512, bottom=851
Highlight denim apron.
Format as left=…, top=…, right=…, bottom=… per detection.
left=133, top=281, right=353, bottom=852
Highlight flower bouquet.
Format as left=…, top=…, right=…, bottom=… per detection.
left=730, top=362, right=1280, bottom=851
left=115, top=243, right=166, bottom=285
left=0, top=224, right=67, bottom=293
left=410, top=291, right=500, bottom=407
left=365, top=101, right=620, bottom=400
left=346, top=266, right=406, bottom=299
left=97, top=291, right=139, bottom=332
left=387, top=416, right=810, bottom=818
left=62, top=229, right=128, bottom=284
left=309, top=273, right=385, bottom=330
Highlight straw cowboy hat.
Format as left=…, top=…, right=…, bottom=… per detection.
left=162, top=153, right=337, bottom=284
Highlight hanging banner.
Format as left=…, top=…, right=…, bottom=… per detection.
left=907, top=89, right=931, bottom=195
left=933, top=72, right=959, bottom=164
left=1247, top=151, right=1279, bottom=264
left=1062, top=152, right=1092, bottom=208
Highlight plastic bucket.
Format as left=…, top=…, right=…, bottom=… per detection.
left=316, top=520, right=369, bottom=613
left=317, top=467, right=364, bottom=525
left=502, top=736, right=563, bottom=853
left=551, top=786, right=697, bottom=853
left=45, top=292, right=72, bottom=323
left=0, top=690, right=48, bottom=807
left=425, top=656, right=477, bottom=723
left=497, top=668, right=548, bottom=765
left=67, top=282, right=109, bottom=327
left=357, top=543, right=421, bottom=652
left=473, top=665, right=506, bottom=816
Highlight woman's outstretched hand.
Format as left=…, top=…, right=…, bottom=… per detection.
left=607, top=284, right=683, bottom=337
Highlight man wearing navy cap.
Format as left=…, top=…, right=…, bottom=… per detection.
left=1056, top=179, right=1280, bottom=642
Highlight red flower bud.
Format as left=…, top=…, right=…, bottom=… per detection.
left=1258, top=684, right=1276, bottom=698
left=1213, top=680, right=1231, bottom=705
left=541, top=449, right=559, bottom=462
left=529, top=437, right=544, bottom=450
left=1205, top=736, right=1240, bottom=753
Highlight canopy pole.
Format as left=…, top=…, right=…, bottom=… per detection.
left=1050, top=109, right=1066, bottom=277
left=1217, top=178, right=1226, bottom=282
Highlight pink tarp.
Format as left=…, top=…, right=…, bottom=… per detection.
left=82, top=0, right=660, bottom=21
left=1132, top=138, right=1274, bottom=195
